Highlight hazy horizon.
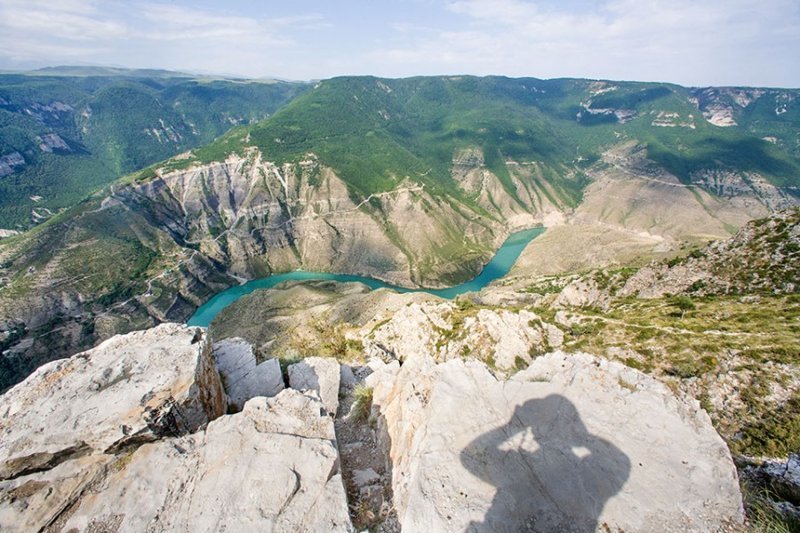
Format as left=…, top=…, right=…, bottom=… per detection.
left=5, top=64, right=800, bottom=90
left=1, top=0, right=798, bottom=88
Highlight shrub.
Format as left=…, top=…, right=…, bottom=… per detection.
left=671, top=295, right=695, bottom=318
left=456, top=297, right=476, bottom=312
left=741, top=480, right=800, bottom=532
left=666, top=356, right=711, bottom=379
left=623, top=357, right=643, bottom=370
left=570, top=320, right=602, bottom=337
left=733, top=394, right=800, bottom=457
left=351, top=385, right=373, bottom=423
left=687, top=279, right=706, bottom=293
left=277, top=352, right=302, bottom=383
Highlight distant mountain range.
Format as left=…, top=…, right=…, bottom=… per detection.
left=0, top=72, right=798, bottom=390
left=0, top=68, right=307, bottom=227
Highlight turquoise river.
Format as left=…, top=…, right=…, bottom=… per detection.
left=187, top=226, right=544, bottom=327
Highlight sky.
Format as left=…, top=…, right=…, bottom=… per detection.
left=0, top=0, right=798, bottom=87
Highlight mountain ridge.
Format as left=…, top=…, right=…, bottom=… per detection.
left=0, top=72, right=308, bottom=227
left=0, top=74, right=798, bottom=391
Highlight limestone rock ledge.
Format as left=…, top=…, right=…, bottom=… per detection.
left=0, top=325, right=352, bottom=532
left=289, top=356, right=342, bottom=417
left=213, top=337, right=284, bottom=411
left=0, top=323, right=225, bottom=481
left=0, top=320, right=745, bottom=532
left=371, top=351, right=744, bottom=532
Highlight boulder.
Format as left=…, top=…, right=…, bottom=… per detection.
left=7, top=390, right=352, bottom=532
left=456, top=309, right=562, bottom=369
left=745, top=453, right=800, bottom=507
left=554, top=278, right=609, bottom=308
left=289, top=357, right=341, bottom=416
left=213, top=337, right=284, bottom=410
left=0, top=323, right=225, bottom=481
left=365, top=302, right=562, bottom=373
left=340, top=364, right=357, bottom=390
left=372, top=351, right=743, bottom=532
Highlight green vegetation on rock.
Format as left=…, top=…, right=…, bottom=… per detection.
left=0, top=71, right=307, bottom=227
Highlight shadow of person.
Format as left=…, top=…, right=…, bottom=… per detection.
left=460, top=394, right=631, bottom=532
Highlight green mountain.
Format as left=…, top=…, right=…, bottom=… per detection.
left=0, top=70, right=308, bottom=227
left=0, top=75, right=798, bottom=390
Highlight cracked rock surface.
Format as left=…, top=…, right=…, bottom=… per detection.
left=0, top=323, right=225, bottom=481
left=0, top=325, right=352, bottom=532
left=53, top=391, right=352, bottom=532
left=213, top=337, right=284, bottom=411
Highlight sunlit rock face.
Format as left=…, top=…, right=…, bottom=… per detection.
left=370, top=351, right=743, bottom=532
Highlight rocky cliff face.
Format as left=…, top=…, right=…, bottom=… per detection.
left=120, top=151, right=510, bottom=286
left=0, top=323, right=745, bottom=532
left=0, top=146, right=553, bottom=391
left=0, top=324, right=353, bottom=532
left=0, top=323, right=224, bottom=481
left=1, top=115, right=797, bottom=390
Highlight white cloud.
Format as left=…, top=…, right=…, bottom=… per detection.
left=0, top=0, right=123, bottom=36
left=0, top=0, right=327, bottom=76
left=137, top=4, right=292, bottom=45
left=366, top=0, right=800, bottom=86
left=0, top=0, right=796, bottom=84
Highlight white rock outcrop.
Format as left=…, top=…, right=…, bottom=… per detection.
left=289, top=356, right=341, bottom=416
left=213, top=337, right=284, bottom=410
left=371, top=351, right=743, bottom=532
left=554, top=277, right=609, bottom=309
left=0, top=324, right=353, bottom=532
left=0, top=320, right=748, bottom=531
left=364, top=302, right=452, bottom=362
left=1, top=391, right=353, bottom=532
left=0, top=323, right=225, bottom=480
left=55, top=391, right=352, bottom=532
left=365, top=302, right=559, bottom=373
left=455, top=309, right=563, bottom=369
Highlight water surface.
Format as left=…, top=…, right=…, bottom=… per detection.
left=188, top=227, right=544, bottom=327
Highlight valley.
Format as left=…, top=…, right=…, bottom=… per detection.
left=1, top=75, right=797, bottom=393
left=188, top=226, right=544, bottom=327
left=0, top=72, right=799, bottom=530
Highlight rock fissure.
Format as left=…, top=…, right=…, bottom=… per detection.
left=1, top=443, right=92, bottom=482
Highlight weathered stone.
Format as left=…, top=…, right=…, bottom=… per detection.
left=56, top=390, right=352, bottom=532
left=364, top=359, right=400, bottom=390
left=0, top=454, right=113, bottom=532
left=457, top=309, right=557, bottom=369
left=352, top=468, right=380, bottom=488
left=365, top=302, right=562, bottom=373
left=340, top=364, right=357, bottom=390
left=372, top=352, right=743, bottom=532
left=746, top=454, right=800, bottom=506
left=0, top=323, right=225, bottom=481
left=289, top=357, right=341, bottom=416
left=0, top=322, right=354, bottom=532
left=213, top=337, right=284, bottom=410
left=554, top=277, right=609, bottom=309
left=365, top=302, right=452, bottom=362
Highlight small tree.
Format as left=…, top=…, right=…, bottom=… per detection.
left=673, top=295, right=695, bottom=319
